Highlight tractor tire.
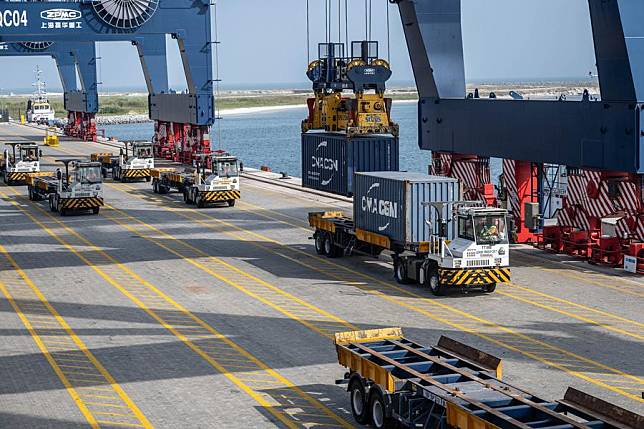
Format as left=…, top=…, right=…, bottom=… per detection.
left=484, top=283, right=497, bottom=293
left=427, top=266, right=444, bottom=296
left=196, top=194, right=205, bottom=208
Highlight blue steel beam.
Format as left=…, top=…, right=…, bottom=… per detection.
left=392, top=0, right=644, bottom=174
left=0, top=42, right=98, bottom=113
left=0, top=0, right=212, bottom=126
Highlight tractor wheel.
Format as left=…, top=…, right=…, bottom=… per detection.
left=427, top=266, right=444, bottom=296
left=484, top=283, right=497, bottom=293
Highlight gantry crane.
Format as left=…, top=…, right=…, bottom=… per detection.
left=392, top=0, right=644, bottom=269
left=0, top=41, right=99, bottom=140
left=0, top=0, right=215, bottom=165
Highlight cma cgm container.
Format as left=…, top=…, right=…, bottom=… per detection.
left=353, top=172, right=460, bottom=244
left=301, top=132, right=399, bottom=196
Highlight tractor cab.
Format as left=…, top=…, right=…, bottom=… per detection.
left=57, top=159, right=103, bottom=198
left=449, top=206, right=510, bottom=267
left=424, top=202, right=510, bottom=270
left=3, top=142, right=41, bottom=172
left=123, top=141, right=154, bottom=169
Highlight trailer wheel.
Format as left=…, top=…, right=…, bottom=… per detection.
left=324, top=233, right=340, bottom=258
left=92, top=207, right=100, bottom=215
left=348, top=378, right=369, bottom=425
left=152, top=181, right=158, bottom=193
left=484, top=283, right=497, bottom=293
left=227, top=199, right=236, bottom=207
left=369, top=390, right=393, bottom=429
left=196, top=194, right=205, bottom=208
left=28, top=187, right=33, bottom=201
left=393, top=257, right=411, bottom=285
left=183, top=189, right=189, bottom=203
left=314, top=232, right=327, bottom=255
left=145, top=176, right=151, bottom=182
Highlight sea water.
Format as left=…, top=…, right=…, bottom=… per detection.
left=102, top=102, right=502, bottom=181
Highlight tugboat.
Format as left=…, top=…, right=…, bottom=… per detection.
left=25, top=66, right=55, bottom=124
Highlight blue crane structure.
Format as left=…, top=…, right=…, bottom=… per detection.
left=0, top=41, right=100, bottom=139
left=392, top=0, right=644, bottom=263
left=0, top=0, right=213, bottom=163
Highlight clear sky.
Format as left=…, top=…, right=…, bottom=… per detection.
left=0, top=0, right=596, bottom=92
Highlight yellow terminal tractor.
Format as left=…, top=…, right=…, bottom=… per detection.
left=151, top=150, right=240, bottom=208
left=27, top=159, right=104, bottom=215
left=302, top=40, right=398, bottom=137
left=1, top=142, right=45, bottom=185
left=91, top=141, right=154, bottom=182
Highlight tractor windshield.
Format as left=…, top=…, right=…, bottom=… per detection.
left=21, top=147, right=38, bottom=161
left=134, top=144, right=153, bottom=159
left=215, top=159, right=239, bottom=178
left=473, top=214, right=508, bottom=245
left=76, top=166, right=102, bottom=184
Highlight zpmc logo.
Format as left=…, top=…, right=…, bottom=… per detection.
left=40, top=9, right=82, bottom=21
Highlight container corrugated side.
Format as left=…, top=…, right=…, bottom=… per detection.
left=301, top=133, right=348, bottom=196
left=302, top=133, right=399, bottom=197
left=347, top=136, right=399, bottom=192
left=353, top=172, right=460, bottom=245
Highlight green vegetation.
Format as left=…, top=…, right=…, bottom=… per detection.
left=0, top=91, right=418, bottom=118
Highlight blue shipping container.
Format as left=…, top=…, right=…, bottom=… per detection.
left=301, top=132, right=399, bottom=196
left=353, top=172, right=461, bottom=244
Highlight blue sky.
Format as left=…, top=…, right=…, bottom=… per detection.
left=0, top=0, right=596, bottom=92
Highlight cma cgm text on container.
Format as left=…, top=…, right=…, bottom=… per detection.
left=301, top=132, right=399, bottom=196
left=353, top=172, right=461, bottom=244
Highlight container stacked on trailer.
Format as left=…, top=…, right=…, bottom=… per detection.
left=334, top=327, right=642, bottom=429
left=301, top=41, right=400, bottom=196
left=309, top=172, right=511, bottom=295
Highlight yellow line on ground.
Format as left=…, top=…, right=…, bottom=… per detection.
left=1, top=187, right=352, bottom=429
left=0, top=241, right=152, bottom=429
left=101, top=199, right=357, bottom=340
left=240, top=190, right=644, bottom=297
left=237, top=197, right=644, bottom=338
left=109, top=183, right=644, bottom=404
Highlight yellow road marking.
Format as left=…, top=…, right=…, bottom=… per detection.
left=110, top=182, right=644, bottom=404
left=1, top=187, right=352, bottom=429
left=0, top=242, right=152, bottom=428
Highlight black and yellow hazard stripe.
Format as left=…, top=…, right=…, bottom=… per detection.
left=200, top=190, right=241, bottom=202
left=439, top=267, right=511, bottom=286
left=122, top=168, right=151, bottom=178
left=59, top=197, right=104, bottom=210
left=6, top=172, right=29, bottom=182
